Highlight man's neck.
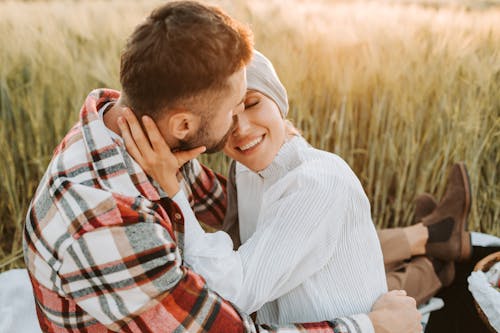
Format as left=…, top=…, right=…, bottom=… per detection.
left=103, top=103, right=123, bottom=137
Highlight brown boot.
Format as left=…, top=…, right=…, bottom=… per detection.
left=414, top=193, right=437, bottom=223
left=424, top=162, right=472, bottom=262
left=432, top=258, right=455, bottom=287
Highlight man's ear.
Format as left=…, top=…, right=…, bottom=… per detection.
left=166, top=110, right=201, bottom=141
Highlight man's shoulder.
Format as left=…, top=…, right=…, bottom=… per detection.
left=39, top=122, right=103, bottom=192
left=27, top=120, right=125, bottom=241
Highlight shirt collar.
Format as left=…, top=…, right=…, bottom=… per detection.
left=257, top=135, right=306, bottom=179
left=80, top=89, right=162, bottom=201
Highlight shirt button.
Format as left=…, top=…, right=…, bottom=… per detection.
left=174, top=213, right=182, bottom=221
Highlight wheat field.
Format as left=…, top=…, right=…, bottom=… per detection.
left=0, top=0, right=499, bottom=272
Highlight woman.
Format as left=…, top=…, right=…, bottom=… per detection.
left=119, top=51, right=387, bottom=325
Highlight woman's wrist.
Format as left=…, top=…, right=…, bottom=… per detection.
left=159, top=175, right=180, bottom=198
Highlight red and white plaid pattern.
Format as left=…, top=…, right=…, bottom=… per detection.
left=24, top=89, right=359, bottom=333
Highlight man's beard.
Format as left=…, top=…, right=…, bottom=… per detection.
left=176, top=121, right=234, bottom=154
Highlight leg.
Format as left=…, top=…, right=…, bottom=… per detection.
left=377, top=223, right=428, bottom=270
left=378, top=228, right=412, bottom=269
left=386, top=256, right=442, bottom=306
left=384, top=163, right=472, bottom=263
left=377, top=193, right=436, bottom=269
left=423, top=162, right=472, bottom=262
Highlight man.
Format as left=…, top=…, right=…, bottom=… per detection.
left=24, top=1, right=421, bottom=332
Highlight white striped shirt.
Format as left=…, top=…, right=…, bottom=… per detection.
left=180, top=136, right=387, bottom=332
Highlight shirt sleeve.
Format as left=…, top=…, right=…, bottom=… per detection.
left=182, top=162, right=366, bottom=314
left=180, top=159, right=227, bottom=230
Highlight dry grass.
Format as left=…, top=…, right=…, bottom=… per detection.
left=0, top=0, right=498, bottom=272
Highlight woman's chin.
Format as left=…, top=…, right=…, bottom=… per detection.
left=225, top=139, right=277, bottom=172
left=241, top=159, right=273, bottom=173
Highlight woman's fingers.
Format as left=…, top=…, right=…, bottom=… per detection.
left=140, top=115, right=206, bottom=166
left=174, top=146, right=206, bottom=167
left=121, top=108, right=154, bottom=156
left=118, top=116, right=145, bottom=165
left=119, top=109, right=204, bottom=170
left=142, top=116, right=171, bottom=153
left=391, top=290, right=407, bottom=296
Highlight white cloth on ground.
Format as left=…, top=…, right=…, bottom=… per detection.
left=418, top=297, right=444, bottom=332
left=471, top=232, right=500, bottom=247
left=0, top=269, right=42, bottom=333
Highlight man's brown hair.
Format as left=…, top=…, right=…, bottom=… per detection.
left=120, top=1, right=253, bottom=118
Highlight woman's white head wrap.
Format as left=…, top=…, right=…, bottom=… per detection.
left=246, top=50, right=288, bottom=117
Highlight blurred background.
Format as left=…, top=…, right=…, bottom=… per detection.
left=0, top=0, right=499, bottom=272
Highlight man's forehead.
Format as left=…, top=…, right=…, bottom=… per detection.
left=227, top=67, right=247, bottom=102
left=199, top=68, right=245, bottom=111
left=230, top=67, right=246, bottom=88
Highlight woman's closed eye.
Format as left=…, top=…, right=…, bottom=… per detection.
left=244, top=98, right=259, bottom=109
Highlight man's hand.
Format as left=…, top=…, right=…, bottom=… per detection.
left=368, top=290, right=422, bottom=333
left=118, top=108, right=205, bottom=197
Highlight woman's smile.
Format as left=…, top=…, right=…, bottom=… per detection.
left=236, top=134, right=266, bottom=154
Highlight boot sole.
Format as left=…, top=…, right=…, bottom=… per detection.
left=457, top=162, right=472, bottom=262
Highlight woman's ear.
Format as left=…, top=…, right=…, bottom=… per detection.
left=167, top=111, right=201, bottom=141
left=285, top=119, right=300, bottom=137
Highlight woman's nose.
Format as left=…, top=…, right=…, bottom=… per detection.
left=233, top=113, right=251, bottom=136
left=233, top=102, right=245, bottom=116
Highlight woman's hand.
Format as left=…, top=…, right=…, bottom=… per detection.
left=368, top=290, right=422, bottom=333
left=117, top=108, right=206, bottom=197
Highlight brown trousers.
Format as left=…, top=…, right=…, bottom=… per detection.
left=377, top=228, right=442, bottom=306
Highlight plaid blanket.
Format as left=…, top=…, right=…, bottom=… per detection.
left=23, top=89, right=358, bottom=333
